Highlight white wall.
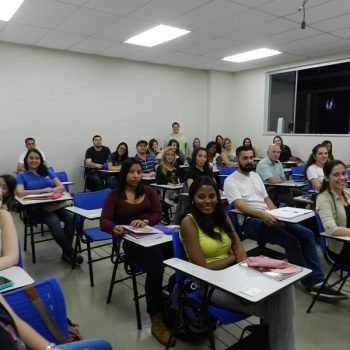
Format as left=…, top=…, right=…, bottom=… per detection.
left=0, top=42, right=210, bottom=190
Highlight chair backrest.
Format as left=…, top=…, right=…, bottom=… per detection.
left=171, top=229, right=187, bottom=282
left=3, top=276, right=68, bottom=342
left=218, top=166, right=236, bottom=188
left=291, top=165, right=305, bottom=181
left=55, top=170, right=69, bottom=191
left=17, top=240, right=23, bottom=268
left=314, top=212, right=328, bottom=260
left=73, top=188, right=112, bottom=210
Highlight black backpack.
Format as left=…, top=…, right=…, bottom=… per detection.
left=162, top=274, right=216, bottom=342
left=229, top=323, right=270, bottom=350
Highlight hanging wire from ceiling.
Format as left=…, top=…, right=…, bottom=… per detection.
left=298, top=0, right=310, bottom=29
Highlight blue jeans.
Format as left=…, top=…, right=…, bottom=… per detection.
left=30, top=207, right=75, bottom=256
left=86, top=171, right=105, bottom=191
left=59, top=339, right=112, bottom=350
left=243, top=218, right=324, bottom=289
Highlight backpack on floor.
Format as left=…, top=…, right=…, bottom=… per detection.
left=162, top=274, right=216, bottom=342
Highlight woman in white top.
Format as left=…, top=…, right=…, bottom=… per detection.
left=0, top=210, right=19, bottom=270
left=304, top=144, right=328, bottom=191
left=221, top=138, right=237, bottom=167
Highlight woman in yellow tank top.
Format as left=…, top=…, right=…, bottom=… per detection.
left=180, top=176, right=296, bottom=350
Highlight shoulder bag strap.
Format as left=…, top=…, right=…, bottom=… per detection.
left=24, top=285, right=67, bottom=344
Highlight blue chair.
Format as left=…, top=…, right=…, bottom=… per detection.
left=218, top=166, right=236, bottom=188
left=3, top=276, right=68, bottom=343
left=307, top=213, right=350, bottom=313
left=106, top=237, right=145, bottom=330
left=290, top=165, right=305, bottom=181
left=167, top=229, right=248, bottom=350
left=72, top=189, right=112, bottom=286
left=17, top=240, right=23, bottom=268
left=55, top=170, right=70, bottom=192
left=347, top=169, right=350, bottom=188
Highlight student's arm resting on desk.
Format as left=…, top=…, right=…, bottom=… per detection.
left=0, top=210, right=19, bottom=270
left=136, top=186, right=162, bottom=225
left=220, top=152, right=237, bottom=167
left=180, top=215, right=236, bottom=270
left=256, top=161, right=285, bottom=183
left=233, top=198, right=278, bottom=226
left=310, top=178, right=321, bottom=192
left=0, top=294, right=60, bottom=350
left=85, top=158, right=103, bottom=169
left=107, top=162, right=121, bottom=171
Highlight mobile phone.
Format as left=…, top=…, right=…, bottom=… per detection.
left=0, top=276, right=14, bottom=290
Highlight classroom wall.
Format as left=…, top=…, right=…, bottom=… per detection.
left=0, top=42, right=211, bottom=189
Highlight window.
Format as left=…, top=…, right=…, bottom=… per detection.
left=267, top=61, right=350, bottom=134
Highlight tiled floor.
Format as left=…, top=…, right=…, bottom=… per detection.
left=13, top=212, right=350, bottom=350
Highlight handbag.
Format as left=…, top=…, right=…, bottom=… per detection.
left=41, top=200, right=71, bottom=213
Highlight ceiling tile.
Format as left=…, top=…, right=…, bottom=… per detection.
left=126, top=46, right=173, bottom=61
left=56, top=7, right=121, bottom=35
left=267, top=27, right=322, bottom=46
left=12, top=0, right=78, bottom=29
left=0, top=23, right=48, bottom=45
left=94, top=17, right=152, bottom=42
left=69, top=37, right=117, bottom=54
left=310, top=13, right=350, bottom=32
left=56, top=0, right=88, bottom=5
left=84, top=0, right=150, bottom=16
left=228, top=0, right=273, bottom=7
left=166, top=0, right=247, bottom=31
left=332, top=27, right=350, bottom=39
left=198, top=9, right=275, bottom=36
left=182, top=37, right=238, bottom=56
left=156, top=32, right=214, bottom=51
left=129, top=0, right=212, bottom=22
left=151, top=51, right=197, bottom=65
left=35, top=30, right=85, bottom=49
left=291, top=38, right=350, bottom=57
left=225, top=18, right=297, bottom=42
left=100, top=43, right=142, bottom=58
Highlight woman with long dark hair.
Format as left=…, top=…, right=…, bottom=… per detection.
left=304, top=144, right=328, bottom=191
left=16, top=149, right=81, bottom=265
left=321, top=140, right=334, bottom=161
left=185, top=147, right=213, bottom=189
left=100, top=158, right=173, bottom=346
left=316, top=160, right=350, bottom=264
left=0, top=174, right=16, bottom=211
left=272, top=135, right=292, bottom=162
left=181, top=176, right=296, bottom=350
left=107, top=142, right=129, bottom=188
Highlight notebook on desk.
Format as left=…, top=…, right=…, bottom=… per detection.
left=239, top=260, right=303, bottom=281
left=21, top=193, right=53, bottom=200
left=122, top=225, right=164, bottom=240
left=267, top=207, right=313, bottom=219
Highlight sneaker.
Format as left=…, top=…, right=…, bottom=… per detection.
left=307, top=284, right=349, bottom=300
left=61, top=253, right=84, bottom=266
left=151, top=313, right=175, bottom=347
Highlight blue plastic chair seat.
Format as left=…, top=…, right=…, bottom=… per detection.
left=84, top=227, right=112, bottom=241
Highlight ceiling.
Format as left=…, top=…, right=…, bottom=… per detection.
left=1, top=0, right=350, bottom=72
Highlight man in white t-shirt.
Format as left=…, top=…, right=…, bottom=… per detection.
left=17, top=137, right=47, bottom=172
left=224, top=145, right=346, bottom=300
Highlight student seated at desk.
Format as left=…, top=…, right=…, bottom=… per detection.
left=85, top=135, right=111, bottom=191
left=17, top=137, right=47, bottom=173
left=0, top=293, right=112, bottom=350
left=185, top=147, right=214, bottom=190
left=215, top=134, right=224, bottom=154
left=0, top=174, right=17, bottom=211
left=206, top=141, right=223, bottom=168
left=321, top=140, right=334, bottom=161
left=191, top=137, right=201, bottom=154
left=16, top=149, right=83, bottom=266
left=180, top=176, right=295, bottom=350
left=316, top=160, right=350, bottom=265
left=168, top=139, right=185, bottom=166
left=220, top=138, right=237, bottom=167
left=100, top=158, right=173, bottom=346
left=0, top=210, right=19, bottom=270
left=304, top=144, right=328, bottom=192
left=107, top=142, right=129, bottom=188
left=224, top=146, right=345, bottom=300
left=256, top=144, right=294, bottom=207
left=148, top=138, right=162, bottom=159
left=242, top=137, right=256, bottom=157
left=135, top=140, right=159, bottom=177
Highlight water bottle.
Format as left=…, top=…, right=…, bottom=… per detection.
left=212, top=159, right=218, bottom=172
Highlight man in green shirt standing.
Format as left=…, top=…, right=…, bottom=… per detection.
left=164, top=122, right=190, bottom=159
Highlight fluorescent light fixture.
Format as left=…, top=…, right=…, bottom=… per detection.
left=0, top=0, right=24, bottom=21
left=125, top=25, right=190, bottom=47
left=222, top=48, right=282, bottom=63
